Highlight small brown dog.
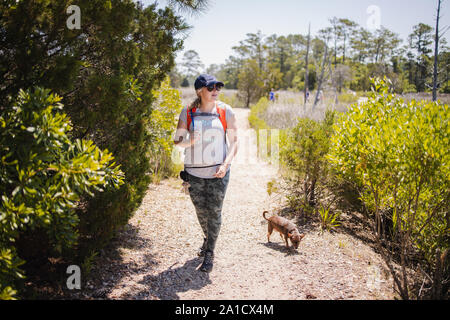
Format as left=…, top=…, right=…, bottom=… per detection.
left=263, top=211, right=305, bottom=249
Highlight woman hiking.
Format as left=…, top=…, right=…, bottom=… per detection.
left=174, top=74, right=239, bottom=272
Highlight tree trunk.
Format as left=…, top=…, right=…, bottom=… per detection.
left=343, top=34, right=346, bottom=64
left=328, top=55, right=339, bottom=103
left=334, top=38, right=337, bottom=67
left=304, top=23, right=311, bottom=105
left=308, top=178, right=317, bottom=207
left=314, top=45, right=329, bottom=109
left=432, top=0, right=441, bottom=101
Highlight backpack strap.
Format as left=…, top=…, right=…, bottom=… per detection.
left=186, top=107, right=196, bottom=132
left=217, top=104, right=227, bottom=132
left=186, top=103, right=227, bottom=133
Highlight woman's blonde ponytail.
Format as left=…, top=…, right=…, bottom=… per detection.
left=188, top=89, right=203, bottom=110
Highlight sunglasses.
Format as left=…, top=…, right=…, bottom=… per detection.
left=206, top=84, right=223, bottom=92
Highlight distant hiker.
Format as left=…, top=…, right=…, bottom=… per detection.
left=174, top=74, right=239, bottom=273
left=305, top=90, right=310, bottom=102
left=317, top=90, right=324, bottom=102
left=269, top=89, right=275, bottom=102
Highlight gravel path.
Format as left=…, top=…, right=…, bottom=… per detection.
left=82, top=108, right=395, bottom=300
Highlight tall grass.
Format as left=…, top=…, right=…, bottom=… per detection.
left=263, top=90, right=450, bottom=130
left=400, top=92, right=450, bottom=105
left=264, top=90, right=358, bottom=129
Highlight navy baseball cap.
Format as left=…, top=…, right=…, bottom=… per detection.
left=194, top=74, right=224, bottom=90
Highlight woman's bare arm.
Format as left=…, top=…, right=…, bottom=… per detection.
left=213, top=114, right=239, bottom=178
left=174, top=118, right=198, bottom=148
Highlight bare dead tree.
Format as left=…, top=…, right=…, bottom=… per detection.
left=304, top=23, right=311, bottom=105
left=328, top=58, right=339, bottom=105
left=329, top=17, right=339, bottom=68
left=433, top=0, right=442, bottom=101
left=313, top=45, right=329, bottom=109
left=432, top=0, right=449, bottom=101
left=313, top=29, right=333, bottom=110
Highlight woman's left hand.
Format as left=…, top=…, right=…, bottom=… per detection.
left=213, top=164, right=228, bottom=178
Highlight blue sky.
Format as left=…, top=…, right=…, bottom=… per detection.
left=138, top=0, right=449, bottom=68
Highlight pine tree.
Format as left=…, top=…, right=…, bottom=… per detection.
left=0, top=0, right=199, bottom=268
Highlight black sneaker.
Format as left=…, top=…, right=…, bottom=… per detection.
left=199, top=250, right=214, bottom=272
left=198, top=238, right=207, bottom=257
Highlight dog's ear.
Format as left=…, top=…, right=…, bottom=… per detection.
left=300, top=234, right=305, bottom=239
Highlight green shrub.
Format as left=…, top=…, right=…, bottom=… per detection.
left=0, top=0, right=188, bottom=266
left=279, top=109, right=336, bottom=212
left=218, top=91, right=238, bottom=108
left=248, top=97, right=270, bottom=131
left=328, top=77, right=449, bottom=299
left=249, top=97, right=270, bottom=159
left=0, top=87, right=124, bottom=299
left=237, top=59, right=266, bottom=108
left=248, top=97, right=284, bottom=165
left=148, top=77, right=184, bottom=181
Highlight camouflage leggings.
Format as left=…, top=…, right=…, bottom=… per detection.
left=187, top=170, right=230, bottom=253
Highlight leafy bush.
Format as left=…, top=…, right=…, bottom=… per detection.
left=279, top=109, right=336, bottom=213
left=0, top=0, right=188, bottom=265
left=248, top=97, right=284, bottom=166
left=251, top=93, right=362, bottom=219
left=249, top=97, right=270, bottom=159
left=218, top=91, right=239, bottom=108
left=0, top=88, right=124, bottom=299
left=248, top=97, right=270, bottom=130
left=328, top=77, right=449, bottom=299
left=237, top=59, right=267, bottom=108
left=148, top=77, right=184, bottom=181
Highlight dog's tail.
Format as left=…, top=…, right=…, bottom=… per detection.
left=263, top=211, right=270, bottom=221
